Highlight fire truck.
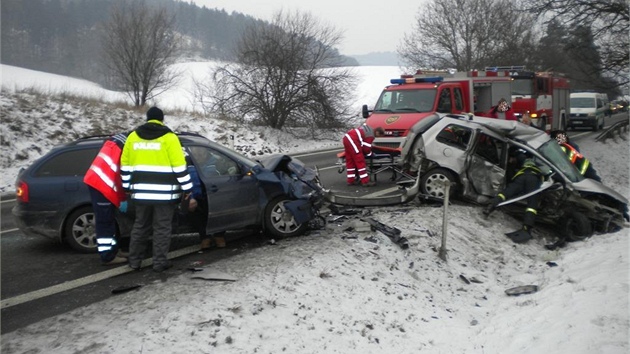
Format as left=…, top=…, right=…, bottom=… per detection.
left=362, top=68, right=513, bottom=151
left=487, top=66, right=571, bottom=131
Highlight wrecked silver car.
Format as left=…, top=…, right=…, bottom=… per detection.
left=398, top=113, right=628, bottom=238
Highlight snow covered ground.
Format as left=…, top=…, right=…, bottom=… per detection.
left=1, top=63, right=629, bottom=353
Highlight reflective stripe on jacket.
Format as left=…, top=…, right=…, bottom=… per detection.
left=120, top=121, right=192, bottom=202
left=560, top=143, right=590, bottom=176
left=343, top=124, right=375, bottom=156
left=83, top=133, right=128, bottom=206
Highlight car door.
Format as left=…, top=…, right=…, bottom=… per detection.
left=187, top=145, right=260, bottom=233
left=463, top=131, right=508, bottom=199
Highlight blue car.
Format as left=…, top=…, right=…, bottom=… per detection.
left=12, top=133, right=324, bottom=253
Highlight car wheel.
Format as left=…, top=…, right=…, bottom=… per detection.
left=64, top=206, right=98, bottom=253
left=559, top=211, right=592, bottom=242
left=264, top=196, right=308, bottom=238
left=593, top=118, right=599, bottom=131
left=420, top=168, right=457, bottom=199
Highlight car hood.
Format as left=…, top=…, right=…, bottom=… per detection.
left=257, top=154, right=316, bottom=181
left=572, top=178, right=629, bottom=205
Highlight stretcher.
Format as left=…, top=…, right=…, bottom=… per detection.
left=336, top=146, right=415, bottom=183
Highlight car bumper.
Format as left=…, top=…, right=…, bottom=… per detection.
left=567, top=116, right=596, bottom=126
left=12, top=206, right=62, bottom=241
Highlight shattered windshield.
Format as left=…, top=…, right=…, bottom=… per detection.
left=537, top=140, right=583, bottom=183
left=374, top=89, right=437, bottom=113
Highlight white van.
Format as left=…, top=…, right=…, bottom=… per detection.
left=568, top=92, right=607, bottom=131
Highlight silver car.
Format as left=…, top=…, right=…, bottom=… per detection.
left=400, top=113, right=628, bottom=239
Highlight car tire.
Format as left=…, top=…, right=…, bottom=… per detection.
left=559, top=211, right=592, bottom=242
left=593, top=118, right=599, bottom=132
left=420, top=168, right=457, bottom=199
left=264, top=196, right=308, bottom=238
left=64, top=206, right=98, bottom=253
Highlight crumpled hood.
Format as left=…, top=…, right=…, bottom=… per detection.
left=573, top=178, right=629, bottom=205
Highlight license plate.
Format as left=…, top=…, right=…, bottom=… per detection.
left=573, top=121, right=582, bottom=124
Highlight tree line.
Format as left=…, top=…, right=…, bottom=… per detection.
left=1, top=0, right=357, bottom=87
left=1, top=0, right=626, bottom=132
left=399, top=0, right=627, bottom=100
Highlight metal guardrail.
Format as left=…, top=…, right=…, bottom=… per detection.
left=595, top=119, right=629, bottom=142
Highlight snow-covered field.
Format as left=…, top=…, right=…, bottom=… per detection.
left=1, top=63, right=629, bottom=353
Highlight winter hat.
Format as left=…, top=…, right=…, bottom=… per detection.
left=146, top=106, right=164, bottom=121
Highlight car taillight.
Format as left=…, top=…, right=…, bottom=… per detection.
left=16, top=180, right=29, bottom=202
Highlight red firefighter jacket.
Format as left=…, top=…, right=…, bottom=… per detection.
left=83, top=133, right=128, bottom=206
left=344, top=124, right=376, bottom=156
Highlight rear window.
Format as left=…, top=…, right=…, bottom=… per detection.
left=34, top=148, right=99, bottom=177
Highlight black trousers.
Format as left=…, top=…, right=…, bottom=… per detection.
left=501, top=172, right=541, bottom=228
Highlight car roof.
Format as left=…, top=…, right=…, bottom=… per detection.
left=436, top=114, right=551, bottom=147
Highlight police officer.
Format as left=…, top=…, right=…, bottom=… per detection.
left=121, top=107, right=193, bottom=272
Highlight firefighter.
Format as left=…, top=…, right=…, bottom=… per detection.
left=483, top=149, right=543, bottom=243
left=489, top=98, right=516, bottom=121
left=83, top=132, right=131, bottom=265
left=342, top=124, right=385, bottom=187
left=550, top=130, right=602, bottom=182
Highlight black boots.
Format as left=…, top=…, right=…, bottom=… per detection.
left=483, top=197, right=501, bottom=217
left=505, top=226, right=532, bottom=244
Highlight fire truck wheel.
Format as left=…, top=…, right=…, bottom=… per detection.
left=420, top=168, right=457, bottom=199
left=559, top=211, right=592, bottom=242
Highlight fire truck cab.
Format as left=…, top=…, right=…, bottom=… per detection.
left=491, top=66, right=571, bottom=131
left=362, top=69, right=513, bottom=172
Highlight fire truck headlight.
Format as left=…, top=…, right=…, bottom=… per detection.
left=530, top=113, right=538, bottom=118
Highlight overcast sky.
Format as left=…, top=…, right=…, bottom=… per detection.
left=192, top=0, right=426, bottom=55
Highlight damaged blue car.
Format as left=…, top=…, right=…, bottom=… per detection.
left=12, top=132, right=325, bottom=253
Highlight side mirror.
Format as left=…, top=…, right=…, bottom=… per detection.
left=362, top=104, right=370, bottom=118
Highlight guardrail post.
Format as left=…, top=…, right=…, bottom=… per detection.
left=438, top=180, right=450, bottom=261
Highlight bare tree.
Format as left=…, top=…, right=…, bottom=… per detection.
left=521, top=0, right=629, bottom=88
left=204, top=10, right=356, bottom=133
left=399, top=0, right=539, bottom=71
left=101, top=1, right=180, bottom=106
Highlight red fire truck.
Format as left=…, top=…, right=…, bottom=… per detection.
left=362, top=68, right=513, bottom=151
left=487, top=66, right=571, bottom=131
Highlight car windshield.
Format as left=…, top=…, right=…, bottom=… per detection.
left=374, top=89, right=437, bottom=113
left=511, top=78, right=534, bottom=96
left=570, top=97, right=595, bottom=108
left=536, top=140, right=583, bottom=183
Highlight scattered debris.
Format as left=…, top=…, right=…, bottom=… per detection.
left=505, top=285, right=539, bottom=296
left=111, top=284, right=142, bottom=295
left=362, top=217, right=409, bottom=249
left=191, top=269, right=238, bottom=282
